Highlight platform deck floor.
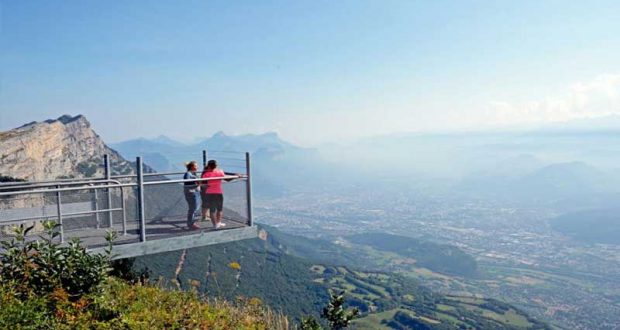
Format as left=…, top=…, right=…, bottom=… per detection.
left=0, top=215, right=249, bottom=251
left=67, top=216, right=249, bottom=249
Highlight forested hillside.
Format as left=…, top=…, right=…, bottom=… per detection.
left=347, top=233, right=478, bottom=277
left=133, top=226, right=546, bottom=329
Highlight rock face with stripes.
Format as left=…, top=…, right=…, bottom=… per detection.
left=0, top=115, right=199, bottom=235
left=0, top=115, right=142, bottom=233
left=0, top=114, right=134, bottom=181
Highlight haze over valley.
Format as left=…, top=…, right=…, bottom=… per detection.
left=109, top=117, right=620, bottom=329
left=2, top=1, right=620, bottom=329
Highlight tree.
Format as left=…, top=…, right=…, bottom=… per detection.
left=321, top=291, right=359, bottom=330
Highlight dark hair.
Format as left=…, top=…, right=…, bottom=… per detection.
left=186, top=161, right=198, bottom=171
left=207, top=159, right=217, bottom=170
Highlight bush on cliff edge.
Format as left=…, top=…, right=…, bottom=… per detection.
left=0, top=222, right=288, bottom=329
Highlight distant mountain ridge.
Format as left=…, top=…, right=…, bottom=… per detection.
left=112, top=131, right=301, bottom=156
left=111, top=131, right=324, bottom=196
left=457, top=161, right=619, bottom=204
left=110, top=131, right=305, bottom=171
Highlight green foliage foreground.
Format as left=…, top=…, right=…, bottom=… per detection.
left=0, top=277, right=288, bottom=329
left=0, top=222, right=110, bottom=300
left=0, top=222, right=288, bottom=329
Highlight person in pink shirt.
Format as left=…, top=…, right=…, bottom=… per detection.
left=200, top=160, right=236, bottom=229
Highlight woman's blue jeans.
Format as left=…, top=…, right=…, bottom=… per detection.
left=184, top=188, right=200, bottom=226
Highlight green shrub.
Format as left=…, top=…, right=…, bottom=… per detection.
left=0, top=286, right=53, bottom=329
left=0, top=222, right=289, bottom=329
left=0, top=221, right=111, bottom=299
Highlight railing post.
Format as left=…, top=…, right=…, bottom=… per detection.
left=93, top=189, right=100, bottom=229
left=104, top=154, right=113, bottom=228
left=120, top=187, right=127, bottom=236
left=136, top=157, right=147, bottom=242
left=202, top=150, right=208, bottom=169
left=245, top=152, right=253, bottom=227
left=56, top=185, right=64, bottom=243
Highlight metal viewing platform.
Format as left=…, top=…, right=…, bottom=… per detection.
left=0, top=151, right=257, bottom=259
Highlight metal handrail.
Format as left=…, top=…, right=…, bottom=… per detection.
left=0, top=177, right=108, bottom=188
left=0, top=180, right=128, bottom=197
left=143, top=175, right=245, bottom=186
left=0, top=174, right=111, bottom=186
left=0, top=208, right=125, bottom=225
left=0, top=170, right=247, bottom=184
left=0, top=156, right=248, bottom=187
left=113, top=170, right=247, bottom=180
left=0, top=176, right=246, bottom=197
left=111, top=171, right=186, bottom=179
left=0, top=171, right=188, bottom=187
left=0, top=179, right=127, bottom=192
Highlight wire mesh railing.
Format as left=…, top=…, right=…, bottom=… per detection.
left=0, top=182, right=128, bottom=245
left=0, top=151, right=253, bottom=251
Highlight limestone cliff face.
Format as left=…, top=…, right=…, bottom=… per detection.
left=0, top=115, right=183, bottom=234
left=0, top=115, right=134, bottom=181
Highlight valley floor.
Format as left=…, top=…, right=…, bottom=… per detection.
left=255, top=188, right=620, bottom=330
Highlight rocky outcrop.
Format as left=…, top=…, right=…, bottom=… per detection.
left=0, top=115, right=134, bottom=181
left=0, top=115, right=185, bottom=231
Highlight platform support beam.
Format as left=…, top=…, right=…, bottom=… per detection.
left=94, top=189, right=100, bottom=228
left=136, top=157, right=146, bottom=242
left=56, top=185, right=64, bottom=243
left=104, top=154, right=113, bottom=228
left=245, top=152, right=253, bottom=227
left=88, top=226, right=258, bottom=260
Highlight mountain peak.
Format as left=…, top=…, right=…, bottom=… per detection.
left=43, top=114, right=88, bottom=126
left=15, top=114, right=90, bottom=131
left=152, top=135, right=183, bottom=146
left=260, top=132, right=279, bottom=138
left=212, top=131, right=227, bottom=138
left=1, top=115, right=131, bottom=181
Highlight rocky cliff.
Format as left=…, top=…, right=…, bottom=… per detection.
left=0, top=115, right=188, bottom=228
left=0, top=115, right=134, bottom=181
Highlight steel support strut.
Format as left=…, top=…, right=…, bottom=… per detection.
left=245, top=152, right=253, bottom=227
left=136, top=157, right=146, bottom=242
left=104, top=154, right=113, bottom=228
left=56, top=185, right=63, bottom=243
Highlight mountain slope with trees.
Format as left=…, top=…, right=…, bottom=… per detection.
left=133, top=226, right=546, bottom=329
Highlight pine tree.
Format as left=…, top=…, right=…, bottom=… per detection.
left=321, top=291, right=359, bottom=330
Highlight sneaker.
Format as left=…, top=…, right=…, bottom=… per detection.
left=189, top=224, right=200, bottom=230
left=215, top=222, right=227, bottom=229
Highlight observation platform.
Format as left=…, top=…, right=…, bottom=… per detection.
left=0, top=150, right=257, bottom=259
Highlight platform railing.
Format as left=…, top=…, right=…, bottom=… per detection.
left=0, top=179, right=127, bottom=242
left=0, top=150, right=253, bottom=250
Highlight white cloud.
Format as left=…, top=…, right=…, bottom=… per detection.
left=487, top=73, right=620, bottom=125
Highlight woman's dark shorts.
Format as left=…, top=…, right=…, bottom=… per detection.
left=202, top=193, right=224, bottom=212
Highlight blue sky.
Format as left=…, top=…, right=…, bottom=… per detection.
left=1, top=0, right=620, bottom=146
